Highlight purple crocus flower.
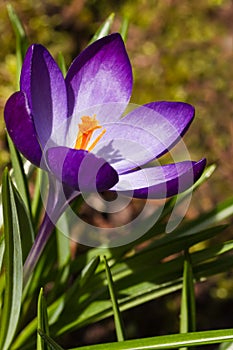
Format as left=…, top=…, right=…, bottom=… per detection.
left=4, top=33, right=206, bottom=282
left=4, top=33, right=205, bottom=199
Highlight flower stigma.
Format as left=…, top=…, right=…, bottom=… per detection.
left=74, top=115, right=106, bottom=151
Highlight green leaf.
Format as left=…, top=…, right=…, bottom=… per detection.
left=165, top=164, right=216, bottom=232
left=119, top=17, right=129, bottom=42
left=56, top=213, right=71, bottom=269
left=7, top=134, right=32, bottom=218
left=219, top=341, right=233, bottom=349
left=79, top=255, right=100, bottom=288
left=7, top=3, right=28, bottom=87
left=179, top=196, right=233, bottom=235
left=48, top=225, right=226, bottom=336
left=37, top=288, right=49, bottom=350
left=162, top=164, right=216, bottom=219
left=89, top=13, right=115, bottom=44
left=0, top=168, right=23, bottom=350
left=180, top=251, right=196, bottom=350
left=38, top=330, right=64, bottom=350
left=0, top=235, right=5, bottom=272
left=194, top=254, right=233, bottom=280
left=54, top=213, right=71, bottom=287
left=57, top=52, right=67, bottom=76
left=180, top=250, right=196, bottom=334
left=49, top=255, right=100, bottom=324
left=103, top=256, right=126, bottom=341
left=31, top=168, right=47, bottom=228
left=70, top=329, right=233, bottom=349
left=10, top=255, right=101, bottom=349
left=134, top=224, right=227, bottom=264
left=191, top=239, right=233, bottom=265
left=79, top=165, right=217, bottom=264
left=13, top=185, right=34, bottom=263
left=23, top=229, right=57, bottom=298
left=11, top=224, right=233, bottom=349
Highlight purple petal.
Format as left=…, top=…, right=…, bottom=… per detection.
left=46, top=146, right=119, bottom=192
left=90, top=102, right=195, bottom=173
left=122, top=101, right=195, bottom=158
left=65, top=33, right=133, bottom=122
left=111, top=159, right=206, bottom=199
left=92, top=122, right=158, bottom=174
left=20, top=44, right=68, bottom=147
left=4, top=91, right=42, bottom=166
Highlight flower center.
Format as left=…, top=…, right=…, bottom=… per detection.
left=74, top=115, right=106, bottom=151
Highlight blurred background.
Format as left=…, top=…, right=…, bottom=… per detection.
left=0, top=0, right=233, bottom=347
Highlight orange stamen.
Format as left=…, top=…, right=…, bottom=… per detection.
left=88, top=129, right=106, bottom=151
left=74, top=115, right=106, bottom=151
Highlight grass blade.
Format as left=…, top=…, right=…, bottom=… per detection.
left=119, top=17, right=129, bottom=42
left=37, top=288, right=49, bottom=350
left=11, top=256, right=101, bottom=349
left=89, top=13, right=115, bottom=44
left=56, top=213, right=71, bottom=270
left=180, top=196, right=233, bottom=236
left=38, top=330, right=64, bottom=350
left=7, top=134, right=32, bottom=218
left=219, top=341, right=233, bottom=349
left=79, top=255, right=100, bottom=288
left=31, top=168, right=47, bottom=228
left=11, top=231, right=233, bottom=348
left=55, top=213, right=71, bottom=287
left=70, top=328, right=233, bottom=350
left=103, top=256, right=126, bottom=341
left=0, top=168, right=23, bottom=350
left=180, top=250, right=196, bottom=350
left=57, top=52, right=67, bottom=76
left=180, top=250, right=196, bottom=333
left=13, top=185, right=34, bottom=262
left=0, top=235, right=5, bottom=272
left=7, top=3, right=28, bottom=86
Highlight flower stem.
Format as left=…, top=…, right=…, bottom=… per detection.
left=23, top=212, right=55, bottom=286
left=23, top=175, right=80, bottom=287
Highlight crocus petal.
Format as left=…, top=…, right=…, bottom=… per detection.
left=122, top=101, right=195, bottom=158
left=92, top=122, right=159, bottom=174
left=65, top=33, right=133, bottom=122
left=90, top=102, right=195, bottom=173
left=46, top=146, right=119, bottom=192
left=20, top=44, right=68, bottom=147
left=4, top=91, right=42, bottom=166
left=111, top=159, right=206, bottom=199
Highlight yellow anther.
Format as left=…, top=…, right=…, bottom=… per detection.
left=74, top=115, right=106, bottom=151
left=78, top=115, right=100, bottom=134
